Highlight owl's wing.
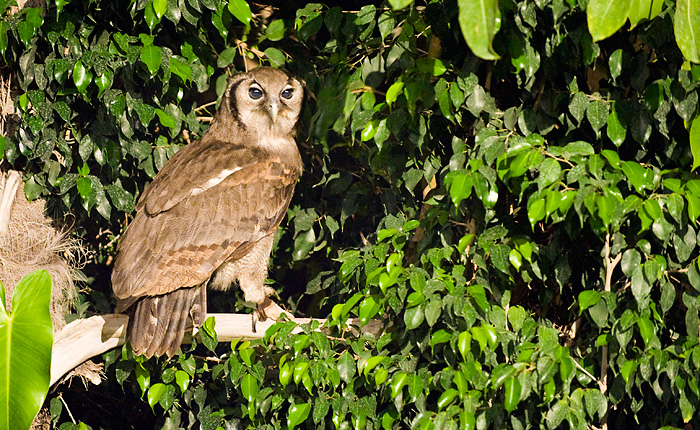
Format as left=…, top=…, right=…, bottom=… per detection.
left=111, top=137, right=301, bottom=304
left=137, top=137, right=263, bottom=215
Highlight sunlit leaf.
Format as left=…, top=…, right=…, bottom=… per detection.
left=675, top=0, right=700, bottom=63
left=691, top=116, right=700, bottom=171
left=228, top=0, right=252, bottom=28
left=587, top=0, right=631, bottom=41
left=457, top=0, right=501, bottom=60
left=0, top=271, right=53, bottom=430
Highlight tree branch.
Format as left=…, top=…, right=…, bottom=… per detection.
left=50, top=313, right=383, bottom=387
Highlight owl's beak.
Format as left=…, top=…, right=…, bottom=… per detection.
left=268, top=102, right=279, bottom=123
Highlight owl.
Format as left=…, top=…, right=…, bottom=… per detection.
left=111, top=67, right=304, bottom=357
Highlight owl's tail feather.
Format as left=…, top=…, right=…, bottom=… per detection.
left=127, top=285, right=206, bottom=357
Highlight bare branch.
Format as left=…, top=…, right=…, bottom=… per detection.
left=51, top=313, right=383, bottom=386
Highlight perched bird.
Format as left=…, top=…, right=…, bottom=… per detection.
left=111, top=67, right=304, bottom=357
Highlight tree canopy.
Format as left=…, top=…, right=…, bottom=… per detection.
left=3, top=0, right=700, bottom=428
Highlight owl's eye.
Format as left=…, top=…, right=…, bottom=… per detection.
left=249, top=87, right=263, bottom=100
left=281, top=88, right=294, bottom=99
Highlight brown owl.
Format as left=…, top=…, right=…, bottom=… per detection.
left=111, top=67, right=304, bottom=357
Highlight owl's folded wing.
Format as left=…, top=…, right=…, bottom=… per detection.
left=111, top=138, right=301, bottom=303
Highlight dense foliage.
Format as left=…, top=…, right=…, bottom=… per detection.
left=4, top=0, right=700, bottom=428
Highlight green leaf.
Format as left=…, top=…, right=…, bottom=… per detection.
left=390, top=373, right=408, bottom=398
left=637, top=317, right=656, bottom=349
left=538, top=158, right=561, bottom=188
left=152, top=0, right=167, bottom=18
left=430, top=329, right=452, bottom=350
left=361, top=119, right=379, bottom=142
left=73, top=60, right=92, bottom=95
left=404, top=305, right=424, bottom=329
left=578, top=290, right=601, bottom=313
left=140, top=44, right=162, bottom=75
left=628, top=0, right=663, bottom=28
left=691, top=116, right=700, bottom=171
left=386, top=81, right=404, bottom=105
left=266, top=19, right=286, bottom=41
left=358, top=295, right=381, bottom=326
left=528, top=195, right=545, bottom=230
left=0, top=271, right=53, bottom=430
left=597, top=194, right=618, bottom=229
left=457, top=0, right=501, bottom=60
left=264, top=47, right=286, bottom=68
left=621, top=161, right=651, bottom=194
left=415, top=58, right=448, bottom=76
left=437, top=388, right=458, bottom=410
left=0, top=22, right=9, bottom=58
left=586, top=100, right=609, bottom=136
left=620, top=359, right=638, bottom=384
left=287, top=403, right=311, bottom=429
left=76, top=176, right=93, bottom=201
left=504, top=376, right=522, bottom=413
left=337, top=351, right=356, bottom=382
left=241, top=373, right=259, bottom=403
left=449, top=172, right=473, bottom=206
left=147, top=383, right=166, bottom=412
left=457, top=331, right=472, bottom=360
left=175, top=370, right=190, bottom=394
left=675, top=0, right=700, bottom=63
left=388, top=0, right=413, bottom=9
left=587, top=0, right=631, bottom=41
left=169, top=57, right=192, bottom=82
left=228, top=0, right=252, bottom=28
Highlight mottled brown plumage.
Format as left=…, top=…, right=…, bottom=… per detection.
left=111, top=67, right=304, bottom=357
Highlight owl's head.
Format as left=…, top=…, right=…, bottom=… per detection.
left=220, top=67, right=304, bottom=137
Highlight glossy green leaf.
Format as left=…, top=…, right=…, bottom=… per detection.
left=358, top=295, right=381, bottom=326
left=73, top=60, right=92, bottom=95
left=628, top=0, right=663, bottom=28
left=361, top=119, right=379, bottom=142
left=504, top=376, right=522, bottom=413
left=287, top=403, right=311, bottom=429
left=457, top=0, right=501, bottom=60
left=0, top=271, right=53, bottom=430
left=152, top=0, right=167, bottom=19
left=691, top=116, right=700, bottom=171
left=134, top=362, right=150, bottom=395
left=386, top=81, right=404, bottom=105
left=587, top=0, right=631, bottom=41
left=637, top=317, right=656, bottom=349
left=241, top=373, right=259, bottom=403
left=388, top=0, right=413, bottom=9
left=450, top=172, right=473, bottom=206
left=620, top=359, right=638, bottom=384
left=597, top=195, right=618, bottom=229
left=175, top=370, right=189, bottom=394
left=390, top=372, right=408, bottom=399
left=229, top=0, right=252, bottom=28
left=437, top=388, right=458, bottom=410
left=147, top=383, right=166, bottom=412
left=457, top=331, right=472, bottom=360
left=528, top=196, right=545, bottom=230
left=140, top=44, right=162, bottom=75
left=621, top=161, right=651, bottom=194
left=675, top=0, right=700, bottom=63
left=578, top=290, right=601, bottom=313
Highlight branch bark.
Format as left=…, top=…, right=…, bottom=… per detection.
left=50, top=313, right=382, bottom=387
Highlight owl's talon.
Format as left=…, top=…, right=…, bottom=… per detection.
left=251, top=297, right=290, bottom=333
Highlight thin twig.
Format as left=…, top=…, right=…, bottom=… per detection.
left=575, top=359, right=605, bottom=392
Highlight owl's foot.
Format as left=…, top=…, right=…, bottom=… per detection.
left=251, top=297, right=290, bottom=332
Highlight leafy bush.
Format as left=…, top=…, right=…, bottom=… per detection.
left=5, top=0, right=700, bottom=428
